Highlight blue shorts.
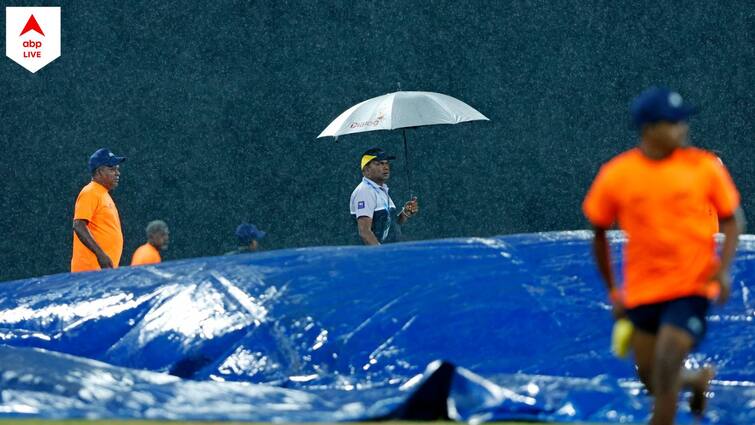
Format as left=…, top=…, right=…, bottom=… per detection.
left=625, top=296, right=710, bottom=345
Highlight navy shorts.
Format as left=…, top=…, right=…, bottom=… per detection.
left=625, top=296, right=710, bottom=345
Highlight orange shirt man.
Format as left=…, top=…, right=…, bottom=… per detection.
left=582, top=87, right=744, bottom=425
left=131, top=220, right=170, bottom=266
left=71, top=148, right=126, bottom=272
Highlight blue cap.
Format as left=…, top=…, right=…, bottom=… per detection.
left=630, top=87, right=698, bottom=128
left=89, top=148, right=126, bottom=173
left=235, top=223, right=266, bottom=244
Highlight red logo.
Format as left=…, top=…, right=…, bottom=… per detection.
left=349, top=112, right=386, bottom=129
left=19, top=14, right=45, bottom=37
left=6, top=7, right=61, bottom=73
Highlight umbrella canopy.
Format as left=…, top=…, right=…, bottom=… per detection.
left=318, top=91, right=489, bottom=139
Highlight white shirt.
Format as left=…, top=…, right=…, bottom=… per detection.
left=350, top=177, right=397, bottom=218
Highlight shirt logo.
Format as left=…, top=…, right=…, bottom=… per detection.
left=669, top=92, right=683, bottom=107
left=687, top=317, right=703, bottom=336
left=357, top=201, right=365, bottom=209
left=6, top=7, right=61, bottom=73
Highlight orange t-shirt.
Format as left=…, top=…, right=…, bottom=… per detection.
left=582, top=147, right=740, bottom=308
left=71, top=181, right=124, bottom=272
left=705, top=204, right=719, bottom=235
left=131, top=243, right=161, bottom=266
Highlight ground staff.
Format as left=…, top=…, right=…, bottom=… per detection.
left=131, top=220, right=170, bottom=266
left=71, top=148, right=127, bottom=272
left=583, top=87, right=744, bottom=425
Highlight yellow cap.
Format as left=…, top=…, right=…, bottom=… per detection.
left=611, top=318, right=634, bottom=358
left=360, top=155, right=377, bottom=170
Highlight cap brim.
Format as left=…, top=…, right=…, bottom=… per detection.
left=105, top=156, right=127, bottom=166
left=671, top=105, right=699, bottom=121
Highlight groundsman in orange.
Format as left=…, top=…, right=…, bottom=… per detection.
left=71, top=148, right=127, bottom=272
left=583, top=87, right=745, bottom=425
left=131, top=220, right=170, bottom=266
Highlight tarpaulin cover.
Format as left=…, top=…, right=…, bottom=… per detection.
left=0, top=231, right=752, bottom=423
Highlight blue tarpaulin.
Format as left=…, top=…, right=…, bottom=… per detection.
left=0, top=231, right=753, bottom=423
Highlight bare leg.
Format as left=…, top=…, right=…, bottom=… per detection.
left=631, top=328, right=658, bottom=394
left=650, top=324, right=695, bottom=425
left=682, top=366, right=715, bottom=417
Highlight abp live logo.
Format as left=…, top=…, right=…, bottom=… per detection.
left=6, top=7, right=60, bottom=73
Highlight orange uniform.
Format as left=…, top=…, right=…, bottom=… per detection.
left=705, top=203, right=719, bottom=235
left=131, top=243, right=161, bottom=266
left=71, top=181, right=124, bottom=272
left=583, top=147, right=740, bottom=308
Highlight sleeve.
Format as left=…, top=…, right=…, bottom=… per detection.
left=130, top=246, right=143, bottom=265
left=74, top=188, right=99, bottom=222
left=582, top=165, right=618, bottom=228
left=352, top=187, right=377, bottom=219
left=707, top=158, right=740, bottom=219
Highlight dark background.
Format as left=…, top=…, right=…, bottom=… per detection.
left=1, top=1, right=752, bottom=282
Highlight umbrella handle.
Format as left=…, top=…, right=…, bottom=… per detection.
left=402, top=128, right=413, bottom=197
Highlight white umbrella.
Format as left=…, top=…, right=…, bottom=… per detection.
left=318, top=91, right=489, bottom=192
left=318, top=91, right=488, bottom=139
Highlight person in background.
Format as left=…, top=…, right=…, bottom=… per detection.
left=71, top=148, right=127, bottom=272
left=350, top=147, right=419, bottom=245
left=583, top=87, right=745, bottom=425
left=131, top=220, right=170, bottom=266
left=226, top=223, right=266, bottom=254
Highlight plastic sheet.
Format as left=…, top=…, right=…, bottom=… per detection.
left=0, top=231, right=753, bottom=423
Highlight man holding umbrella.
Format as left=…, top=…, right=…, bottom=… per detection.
left=350, top=148, right=419, bottom=245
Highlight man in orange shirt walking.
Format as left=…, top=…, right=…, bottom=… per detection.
left=71, top=148, right=127, bottom=272
left=131, top=220, right=170, bottom=266
left=583, top=87, right=745, bottom=425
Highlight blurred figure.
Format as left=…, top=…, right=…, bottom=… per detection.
left=71, top=148, right=127, bottom=272
left=226, top=223, right=266, bottom=254
left=131, top=220, right=170, bottom=266
left=583, top=87, right=744, bottom=425
left=350, top=147, right=418, bottom=245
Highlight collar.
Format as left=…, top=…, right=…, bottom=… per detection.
left=363, top=177, right=389, bottom=193
left=90, top=180, right=109, bottom=193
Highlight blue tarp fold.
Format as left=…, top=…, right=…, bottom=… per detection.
left=0, top=231, right=752, bottom=423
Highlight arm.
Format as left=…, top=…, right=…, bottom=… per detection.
left=73, top=219, right=113, bottom=268
left=712, top=207, right=746, bottom=304
left=398, top=197, right=419, bottom=225
left=592, top=226, right=623, bottom=317
left=357, top=217, right=381, bottom=246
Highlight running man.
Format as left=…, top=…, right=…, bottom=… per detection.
left=583, top=87, right=745, bottom=425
